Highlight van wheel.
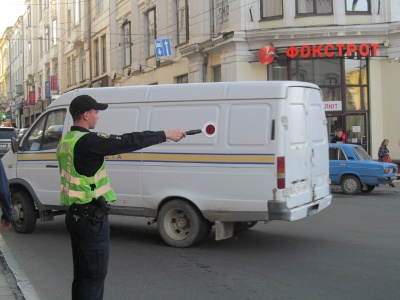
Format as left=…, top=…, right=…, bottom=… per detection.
left=157, top=200, right=211, bottom=247
left=12, top=191, right=37, bottom=233
left=341, top=175, right=361, bottom=195
left=234, top=221, right=258, bottom=233
left=362, top=185, right=375, bottom=193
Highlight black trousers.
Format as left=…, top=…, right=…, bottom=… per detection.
left=66, top=206, right=109, bottom=300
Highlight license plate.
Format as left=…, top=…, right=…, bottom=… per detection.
left=291, top=181, right=308, bottom=194
left=0, top=144, right=7, bottom=149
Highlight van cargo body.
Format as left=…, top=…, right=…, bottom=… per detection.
left=3, top=81, right=332, bottom=247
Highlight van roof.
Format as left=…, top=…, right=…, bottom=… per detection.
left=48, top=81, right=320, bottom=109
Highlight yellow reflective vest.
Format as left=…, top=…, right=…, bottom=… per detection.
left=56, top=131, right=116, bottom=206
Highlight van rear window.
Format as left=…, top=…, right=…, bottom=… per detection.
left=0, top=129, right=16, bottom=139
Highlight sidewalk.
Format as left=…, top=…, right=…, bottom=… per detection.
left=0, top=235, right=39, bottom=300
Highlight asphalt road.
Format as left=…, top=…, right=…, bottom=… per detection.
left=1, top=185, right=399, bottom=300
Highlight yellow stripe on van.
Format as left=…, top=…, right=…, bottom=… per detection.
left=18, top=153, right=57, bottom=161
left=17, top=152, right=275, bottom=165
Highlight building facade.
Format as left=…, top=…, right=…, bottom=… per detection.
left=1, top=0, right=399, bottom=160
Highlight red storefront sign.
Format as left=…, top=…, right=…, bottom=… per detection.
left=29, top=91, right=36, bottom=105
left=286, top=43, right=379, bottom=59
left=50, top=75, right=58, bottom=93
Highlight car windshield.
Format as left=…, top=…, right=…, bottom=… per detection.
left=352, top=146, right=372, bottom=161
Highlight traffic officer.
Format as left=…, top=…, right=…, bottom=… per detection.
left=56, top=94, right=186, bottom=300
left=0, top=158, right=13, bottom=230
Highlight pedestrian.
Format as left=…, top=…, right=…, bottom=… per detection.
left=378, top=139, right=391, bottom=162
left=0, top=158, right=13, bottom=230
left=56, top=95, right=186, bottom=300
left=378, top=139, right=395, bottom=187
left=331, top=128, right=344, bottom=143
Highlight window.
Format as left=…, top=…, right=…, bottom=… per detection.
left=27, top=7, right=31, bottom=27
left=67, top=57, right=71, bottom=86
left=94, top=39, right=99, bottom=76
left=72, top=55, right=76, bottom=84
left=39, top=37, right=43, bottom=58
left=176, top=74, right=188, bottom=84
left=345, top=0, right=370, bottom=14
left=213, top=65, right=221, bottom=82
left=261, top=0, right=283, bottom=19
left=96, top=0, right=103, bottom=15
left=22, top=109, right=66, bottom=151
left=80, top=47, right=86, bottom=81
left=101, top=35, right=107, bottom=73
left=39, top=0, right=43, bottom=20
left=75, top=0, right=81, bottom=25
left=67, top=10, right=71, bottom=38
left=147, top=8, right=156, bottom=57
left=28, top=42, right=32, bottom=64
left=123, top=22, right=131, bottom=67
left=345, top=58, right=368, bottom=111
left=296, top=0, right=333, bottom=15
left=52, top=19, right=57, bottom=45
left=45, top=26, right=50, bottom=52
left=177, top=0, right=189, bottom=44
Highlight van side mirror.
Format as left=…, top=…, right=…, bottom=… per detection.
left=11, top=137, right=19, bottom=154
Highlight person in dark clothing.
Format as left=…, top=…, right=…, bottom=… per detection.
left=378, top=139, right=395, bottom=187
left=331, top=128, right=344, bottom=143
left=0, top=158, right=13, bottom=230
left=56, top=95, right=186, bottom=300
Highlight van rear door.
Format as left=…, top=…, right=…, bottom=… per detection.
left=284, top=86, right=330, bottom=209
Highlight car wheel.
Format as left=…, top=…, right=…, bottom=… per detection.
left=341, top=175, right=361, bottom=195
left=361, top=185, right=375, bottom=193
left=157, top=199, right=212, bottom=247
left=12, top=190, right=37, bottom=233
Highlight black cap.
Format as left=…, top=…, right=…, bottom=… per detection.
left=69, top=95, right=108, bottom=116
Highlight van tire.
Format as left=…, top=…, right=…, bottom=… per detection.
left=157, top=200, right=211, bottom=247
left=12, top=191, right=37, bottom=233
left=341, top=175, right=361, bottom=195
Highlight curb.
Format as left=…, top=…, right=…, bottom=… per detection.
left=0, top=235, right=40, bottom=300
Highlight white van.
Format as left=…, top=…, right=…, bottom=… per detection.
left=3, top=81, right=332, bottom=247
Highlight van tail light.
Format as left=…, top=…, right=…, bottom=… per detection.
left=277, top=156, right=285, bottom=189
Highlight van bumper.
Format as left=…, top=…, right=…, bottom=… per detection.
left=268, top=194, right=332, bottom=221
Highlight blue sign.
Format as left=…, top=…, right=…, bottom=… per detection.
left=155, top=38, right=172, bottom=57
left=45, top=81, right=51, bottom=99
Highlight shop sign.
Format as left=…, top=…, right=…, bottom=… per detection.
left=50, top=75, right=58, bottom=93
left=324, top=101, right=342, bottom=111
left=286, top=43, right=379, bottom=59
left=29, top=91, right=36, bottom=105
left=258, top=44, right=277, bottom=65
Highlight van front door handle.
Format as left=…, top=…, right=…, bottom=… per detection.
left=46, top=165, right=58, bottom=168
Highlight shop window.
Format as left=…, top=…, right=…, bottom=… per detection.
left=261, top=0, right=283, bottom=19
left=296, top=0, right=333, bottom=16
left=345, top=87, right=368, bottom=111
left=213, top=65, right=221, bottom=82
left=176, top=74, right=188, bottom=84
left=268, top=57, right=288, bottom=80
left=345, top=0, right=370, bottom=14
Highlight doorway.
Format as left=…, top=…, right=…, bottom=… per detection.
left=327, top=113, right=368, bottom=151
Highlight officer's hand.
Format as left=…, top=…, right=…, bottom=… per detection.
left=165, top=129, right=186, bottom=142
